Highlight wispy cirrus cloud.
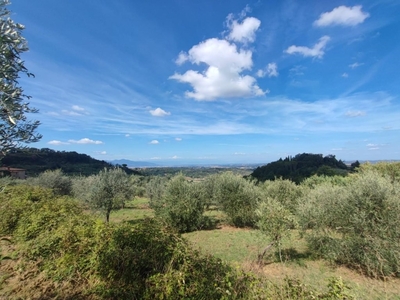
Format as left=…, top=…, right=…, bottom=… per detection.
left=349, top=62, right=364, bottom=69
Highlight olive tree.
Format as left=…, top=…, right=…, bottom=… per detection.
left=90, top=168, right=133, bottom=222
left=0, top=0, right=41, bottom=159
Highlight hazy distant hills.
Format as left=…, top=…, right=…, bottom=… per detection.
left=108, top=159, right=160, bottom=167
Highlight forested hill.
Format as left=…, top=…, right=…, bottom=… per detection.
left=1, top=148, right=139, bottom=176
left=250, top=153, right=349, bottom=184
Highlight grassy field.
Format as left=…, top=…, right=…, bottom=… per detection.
left=111, top=197, right=400, bottom=300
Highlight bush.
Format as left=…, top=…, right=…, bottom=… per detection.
left=0, top=185, right=54, bottom=235
left=261, top=178, right=303, bottom=214
left=299, top=170, right=400, bottom=277
left=256, top=197, right=297, bottom=262
left=146, top=175, right=167, bottom=210
left=154, top=174, right=205, bottom=233
left=28, top=169, right=73, bottom=196
left=214, top=172, right=261, bottom=227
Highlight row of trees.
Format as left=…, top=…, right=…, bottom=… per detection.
left=146, top=163, right=400, bottom=278
left=6, top=159, right=400, bottom=279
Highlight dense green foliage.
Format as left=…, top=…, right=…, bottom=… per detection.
left=0, top=185, right=255, bottom=299
left=0, top=0, right=41, bottom=159
left=26, top=169, right=73, bottom=196
left=1, top=147, right=126, bottom=176
left=88, top=168, right=133, bottom=222
left=250, top=153, right=348, bottom=184
left=213, top=172, right=261, bottom=227
left=152, top=174, right=206, bottom=233
left=298, top=167, right=400, bottom=278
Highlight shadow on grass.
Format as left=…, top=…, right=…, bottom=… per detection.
left=274, top=247, right=313, bottom=266
left=258, top=247, right=313, bottom=266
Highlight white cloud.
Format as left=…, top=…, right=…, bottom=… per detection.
left=48, top=140, right=69, bottom=145
left=175, top=137, right=182, bottom=141
left=257, top=63, right=278, bottom=78
left=175, top=52, right=188, bottom=65
left=100, top=151, right=107, bottom=155
left=342, top=73, right=349, bottom=78
left=62, top=110, right=83, bottom=116
left=68, top=138, right=103, bottom=144
left=125, top=134, right=130, bottom=137
left=345, top=110, right=366, bottom=117
left=150, top=140, right=159, bottom=144
left=349, top=62, right=364, bottom=69
left=285, top=36, right=330, bottom=58
left=72, top=105, right=85, bottom=111
left=367, top=143, right=378, bottom=147
left=234, top=152, right=246, bottom=155
left=171, top=155, right=178, bottom=159
left=227, top=17, right=261, bottom=44
left=150, top=157, right=161, bottom=160
left=171, top=38, right=265, bottom=101
left=149, top=107, right=171, bottom=117
left=314, top=5, right=369, bottom=27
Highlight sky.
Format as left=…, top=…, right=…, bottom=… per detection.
left=9, top=0, right=400, bottom=165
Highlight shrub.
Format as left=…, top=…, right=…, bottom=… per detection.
left=0, top=185, right=54, bottom=235
left=146, top=175, right=168, bottom=210
left=256, top=197, right=297, bottom=262
left=299, top=170, right=400, bottom=277
left=261, top=178, right=303, bottom=214
left=154, top=174, right=205, bottom=233
left=28, top=169, right=73, bottom=196
left=214, top=172, right=261, bottom=227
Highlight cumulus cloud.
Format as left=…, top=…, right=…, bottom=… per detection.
left=314, top=5, right=369, bottom=27
left=150, top=140, right=159, bottom=144
left=285, top=36, right=330, bottom=58
left=149, top=107, right=171, bottom=117
left=171, top=13, right=266, bottom=101
left=171, top=38, right=265, bottom=100
left=48, top=140, right=69, bottom=145
left=175, top=52, right=188, bottom=65
left=68, top=138, right=103, bottom=144
left=257, top=63, right=278, bottom=78
left=171, top=155, right=178, bottom=159
left=226, top=16, right=261, bottom=44
left=175, top=137, right=182, bottom=141
left=349, top=62, right=364, bottom=69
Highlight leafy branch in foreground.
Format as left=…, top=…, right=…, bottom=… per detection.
left=0, top=0, right=41, bottom=159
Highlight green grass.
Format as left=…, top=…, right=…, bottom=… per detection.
left=185, top=227, right=400, bottom=300
left=110, top=197, right=154, bottom=223
left=108, top=201, right=400, bottom=299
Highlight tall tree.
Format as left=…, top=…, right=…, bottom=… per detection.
left=0, top=0, right=41, bottom=159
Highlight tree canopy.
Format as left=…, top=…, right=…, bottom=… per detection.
left=250, top=153, right=349, bottom=184
left=0, top=0, right=41, bottom=159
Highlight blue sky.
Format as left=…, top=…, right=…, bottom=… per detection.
left=10, top=0, right=400, bottom=165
